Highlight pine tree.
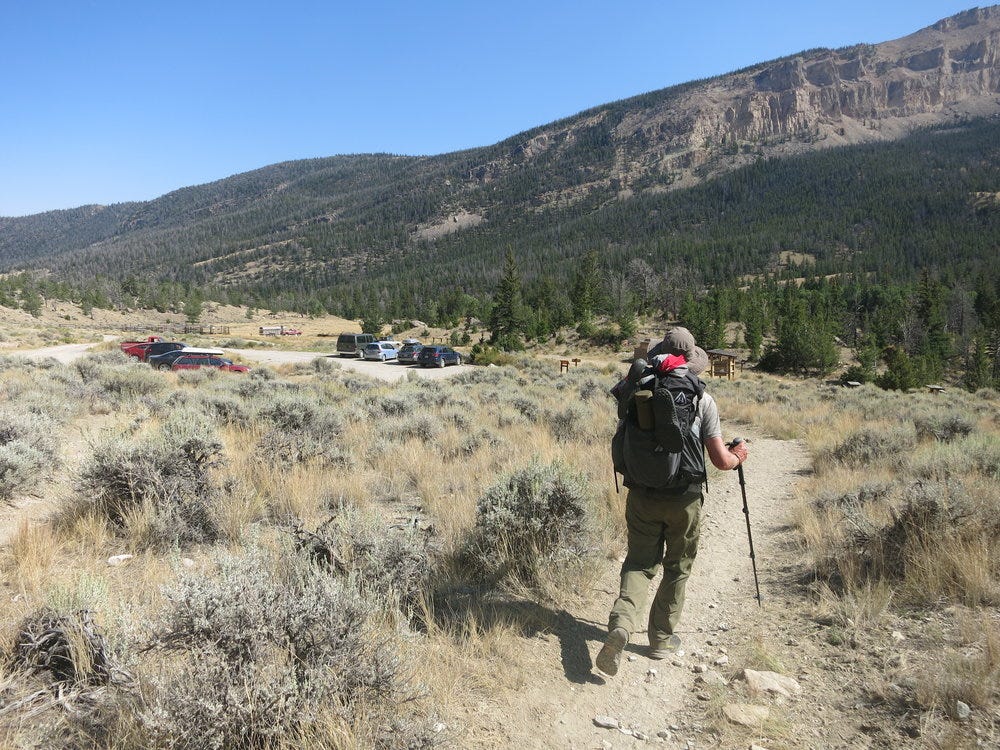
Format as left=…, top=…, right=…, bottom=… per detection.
left=489, top=251, right=526, bottom=351
left=964, top=334, right=993, bottom=391
left=761, top=294, right=838, bottom=374
left=571, top=250, right=601, bottom=325
left=183, top=293, right=203, bottom=323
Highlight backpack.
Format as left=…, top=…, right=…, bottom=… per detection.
left=611, top=368, right=707, bottom=492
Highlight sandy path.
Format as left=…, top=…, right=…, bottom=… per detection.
left=457, top=433, right=810, bottom=748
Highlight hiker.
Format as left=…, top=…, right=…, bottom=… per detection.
left=596, top=327, right=749, bottom=677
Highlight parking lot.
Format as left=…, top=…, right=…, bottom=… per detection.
left=13, top=343, right=467, bottom=383
left=229, top=349, right=466, bottom=382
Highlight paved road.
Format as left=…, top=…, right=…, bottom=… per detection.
left=11, top=342, right=467, bottom=382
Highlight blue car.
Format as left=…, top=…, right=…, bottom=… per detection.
left=417, top=345, right=462, bottom=367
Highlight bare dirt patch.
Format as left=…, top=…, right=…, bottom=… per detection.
left=413, top=211, right=485, bottom=241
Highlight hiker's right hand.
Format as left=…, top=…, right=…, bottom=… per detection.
left=727, top=441, right=748, bottom=468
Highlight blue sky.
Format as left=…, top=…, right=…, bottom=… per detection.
left=0, top=1, right=981, bottom=216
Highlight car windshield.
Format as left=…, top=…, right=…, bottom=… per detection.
left=365, top=343, right=379, bottom=350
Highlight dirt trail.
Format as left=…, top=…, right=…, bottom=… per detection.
left=461, top=433, right=810, bottom=748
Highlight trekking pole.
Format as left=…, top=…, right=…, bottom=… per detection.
left=728, top=437, right=762, bottom=607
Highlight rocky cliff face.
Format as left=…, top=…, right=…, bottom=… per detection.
left=473, top=6, right=1000, bottom=200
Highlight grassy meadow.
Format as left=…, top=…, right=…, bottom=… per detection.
left=0, top=349, right=996, bottom=748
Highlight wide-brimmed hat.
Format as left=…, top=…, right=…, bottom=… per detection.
left=659, top=326, right=708, bottom=375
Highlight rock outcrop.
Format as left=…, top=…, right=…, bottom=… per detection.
left=470, top=6, right=1000, bottom=199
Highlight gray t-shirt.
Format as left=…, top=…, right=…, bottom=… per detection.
left=694, top=391, right=722, bottom=442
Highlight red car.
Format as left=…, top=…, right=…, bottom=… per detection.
left=170, top=354, right=250, bottom=373
left=281, top=328, right=302, bottom=335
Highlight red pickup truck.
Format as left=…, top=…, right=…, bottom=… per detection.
left=120, top=337, right=163, bottom=360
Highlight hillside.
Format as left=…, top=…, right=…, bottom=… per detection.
left=0, top=6, right=999, bottom=320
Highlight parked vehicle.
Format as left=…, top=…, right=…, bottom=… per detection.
left=362, top=342, right=399, bottom=361
left=148, top=347, right=225, bottom=370
left=336, top=332, right=376, bottom=357
left=170, top=354, right=250, bottom=373
left=144, top=341, right=189, bottom=360
left=121, top=338, right=186, bottom=362
left=259, top=325, right=301, bottom=336
left=120, top=336, right=163, bottom=360
left=417, top=345, right=462, bottom=367
left=397, top=342, right=424, bottom=364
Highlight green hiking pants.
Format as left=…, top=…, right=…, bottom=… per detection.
left=607, top=484, right=702, bottom=646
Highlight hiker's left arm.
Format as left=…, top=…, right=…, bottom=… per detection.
left=705, top=436, right=747, bottom=471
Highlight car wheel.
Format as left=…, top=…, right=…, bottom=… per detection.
left=158, top=364, right=171, bottom=371
left=437, top=357, right=445, bottom=368
left=455, top=356, right=462, bottom=366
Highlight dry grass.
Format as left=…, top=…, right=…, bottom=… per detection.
left=5, top=522, right=61, bottom=597
left=415, top=609, right=528, bottom=712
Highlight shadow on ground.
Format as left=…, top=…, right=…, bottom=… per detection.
left=431, top=592, right=614, bottom=684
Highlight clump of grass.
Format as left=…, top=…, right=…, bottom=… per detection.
left=460, top=460, right=597, bottom=593
left=76, top=416, right=224, bottom=547
left=914, top=614, right=1000, bottom=712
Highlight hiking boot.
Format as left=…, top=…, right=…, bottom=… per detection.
left=595, top=627, right=629, bottom=676
left=648, top=634, right=682, bottom=660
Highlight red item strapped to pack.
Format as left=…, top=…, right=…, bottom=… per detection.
left=654, top=353, right=688, bottom=373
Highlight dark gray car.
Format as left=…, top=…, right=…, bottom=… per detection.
left=398, top=342, right=424, bottom=364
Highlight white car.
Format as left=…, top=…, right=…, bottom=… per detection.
left=362, top=342, right=400, bottom=361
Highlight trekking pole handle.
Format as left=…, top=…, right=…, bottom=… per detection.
left=726, top=437, right=747, bottom=470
